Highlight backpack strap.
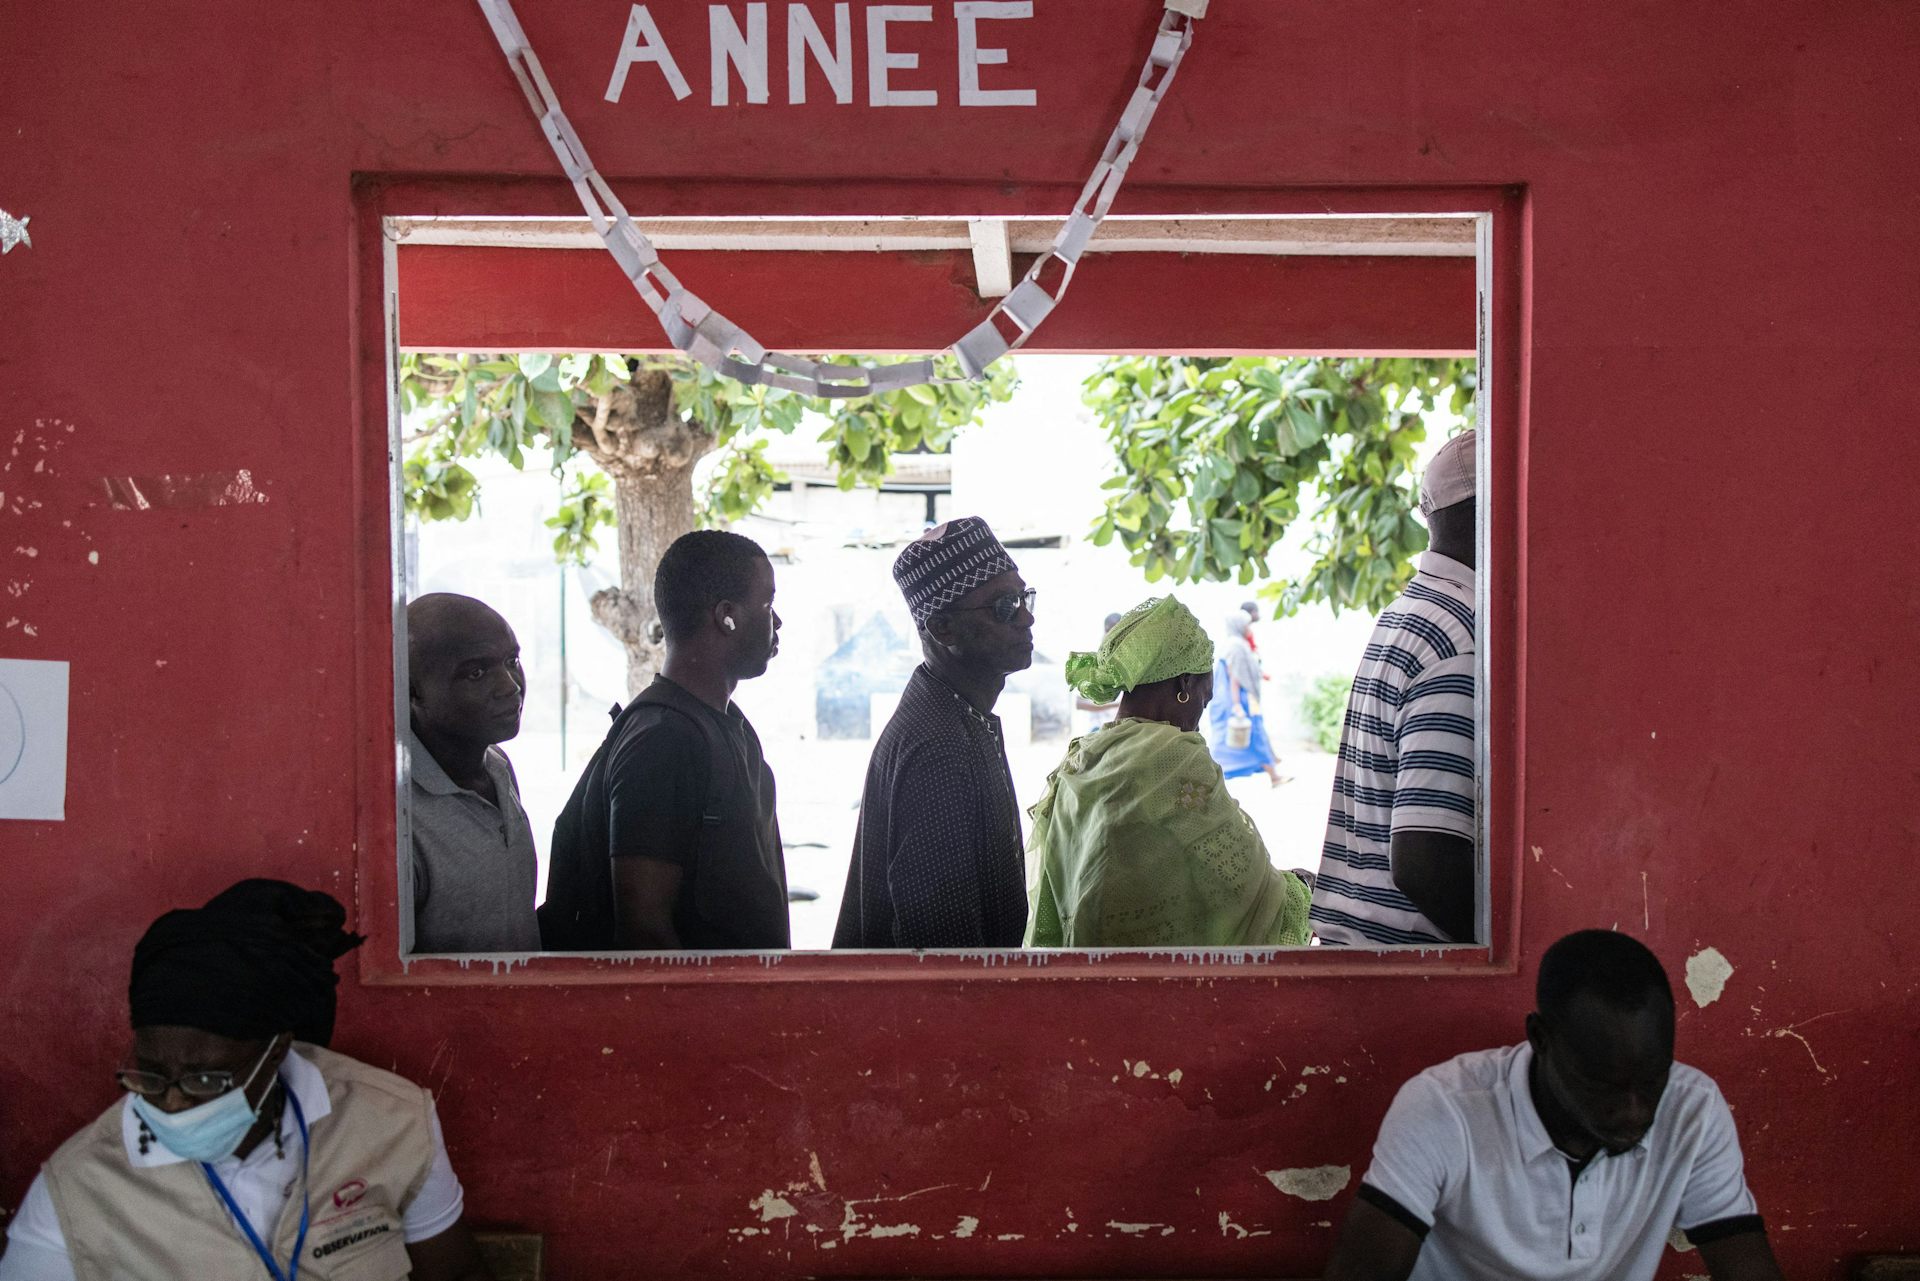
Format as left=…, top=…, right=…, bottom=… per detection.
left=624, top=684, right=732, bottom=825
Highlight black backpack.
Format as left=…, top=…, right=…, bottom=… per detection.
left=537, top=681, right=732, bottom=950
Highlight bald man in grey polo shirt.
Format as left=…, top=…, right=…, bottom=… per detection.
left=406, top=593, right=541, bottom=953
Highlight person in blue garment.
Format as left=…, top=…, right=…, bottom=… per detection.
left=1208, top=608, right=1288, bottom=787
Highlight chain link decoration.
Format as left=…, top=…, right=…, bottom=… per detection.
left=473, top=0, right=1203, bottom=396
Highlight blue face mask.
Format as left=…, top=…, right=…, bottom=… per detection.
left=129, top=1041, right=278, bottom=1162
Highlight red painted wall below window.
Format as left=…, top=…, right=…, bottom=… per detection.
left=2, top=3, right=1916, bottom=1278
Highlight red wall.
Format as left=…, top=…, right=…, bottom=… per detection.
left=395, top=245, right=1479, bottom=356
left=4, top=3, right=1918, bottom=1278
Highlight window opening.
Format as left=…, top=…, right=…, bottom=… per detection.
left=379, top=207, right=1496, bottom=975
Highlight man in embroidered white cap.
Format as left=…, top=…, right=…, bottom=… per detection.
left=1310, top=430, right=1479, bottom=945
left=833, top=517, right=1035, bottom=949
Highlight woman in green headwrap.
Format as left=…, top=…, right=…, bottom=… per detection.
left=1025, top=596, right=1314, bottom=949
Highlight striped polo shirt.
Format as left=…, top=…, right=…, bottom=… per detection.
left=1310, top=551, right=1476, bottom=945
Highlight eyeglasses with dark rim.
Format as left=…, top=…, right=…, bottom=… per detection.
left=114, top=1066, right=246, bottom=1099
left=946, top=587, right=1037, bottom=625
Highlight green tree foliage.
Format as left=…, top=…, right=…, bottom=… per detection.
left=1085, top=356, right=1476, bottom=617
left=401, top=352, right=1018, bottom=693
left=399, top=353, right=1017, bottom=563
left=1301, top=673, right=1356, bottom=754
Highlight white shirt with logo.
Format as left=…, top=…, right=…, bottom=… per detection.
left=0, top=1049, right=463, bottom=1281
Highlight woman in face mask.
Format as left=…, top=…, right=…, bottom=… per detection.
left=0, top=880, right=492, bottom=1281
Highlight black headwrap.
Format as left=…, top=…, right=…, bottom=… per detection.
left=128, top=879, right=366, bottom=1046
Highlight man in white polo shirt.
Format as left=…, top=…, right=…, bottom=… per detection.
left=1323, top=930, right=1783, bottom=1281
left=1311, top=429, right=1478, bottom=944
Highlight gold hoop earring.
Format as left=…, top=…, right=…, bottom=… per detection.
left=1176, top=690, right=1191, bottom=704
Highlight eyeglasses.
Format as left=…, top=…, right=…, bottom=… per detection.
left=115, top=1066, right=248, bottom=1099
left=115, top=1040, right=278, bottom=1100
left=948, top=587, right=1037, bottom=625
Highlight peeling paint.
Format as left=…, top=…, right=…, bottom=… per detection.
left=1218, top=1211, right=1271, bottom=1239
left=102, top=469, right=270, bottom=511
left=1685, top=947, right=1734, bottom=1008
left=1264, top=1165, right=1352, bottom=1202
left=1107, top=1220, right=1175, bottom=1237
left=951, top=1215, right=979, bottom=1239
left=836, top=1183, right=958, bottom=1242
left=0, top=210, right=31, bottom=254
left=1766, top=1025, right=1832, bottom=1079
left=749, top=1191, right=797, bottom=1223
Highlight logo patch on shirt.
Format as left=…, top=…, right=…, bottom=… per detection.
left=311, top=1218, right=394, bottom=1260
left=330, top=1178, right=368, bottom=1211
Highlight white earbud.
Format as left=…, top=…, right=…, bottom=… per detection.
left=722, top=617, right=736, bottom=632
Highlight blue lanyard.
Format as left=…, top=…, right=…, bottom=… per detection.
left=201, top=1088, right=310, bottom=1281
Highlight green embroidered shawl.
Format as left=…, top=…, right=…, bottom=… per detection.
left=1025, top=717, right=1311, bottom=948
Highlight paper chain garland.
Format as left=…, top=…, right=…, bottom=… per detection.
left=474, top=0, right=1203, bottom=396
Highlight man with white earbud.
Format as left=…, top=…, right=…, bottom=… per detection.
left=541, top=530, right=789, bottom=951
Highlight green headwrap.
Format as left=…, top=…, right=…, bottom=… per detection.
left=1063, top=596, right=1216, bottom=705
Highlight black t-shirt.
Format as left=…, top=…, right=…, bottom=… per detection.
left=542, top=677, right=789, bottom=950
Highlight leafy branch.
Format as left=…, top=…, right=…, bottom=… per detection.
left=1086, top=356, right=1475, bottom=616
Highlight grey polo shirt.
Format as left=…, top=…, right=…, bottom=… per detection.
left=407, top=729, right=542, bottom=953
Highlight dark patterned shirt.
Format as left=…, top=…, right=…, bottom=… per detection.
left=832, top=666, right=1028, bottom=949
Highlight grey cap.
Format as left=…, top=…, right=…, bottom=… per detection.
left=1419, top=430, right=1477, bottom=517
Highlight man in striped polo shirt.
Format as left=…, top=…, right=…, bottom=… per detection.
left=1310, top=430, right=1478, bottom=944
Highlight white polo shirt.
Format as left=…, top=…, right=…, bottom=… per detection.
left=1360, top=1043, right=1761, bottom=1281
left=0, top=1049, right=464, bottom=1281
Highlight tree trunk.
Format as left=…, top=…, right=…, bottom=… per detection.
left=594, top=465, right=695, bottom=694
left=571, top=368, right=715, bottom=696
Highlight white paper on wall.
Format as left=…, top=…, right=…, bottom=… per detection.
left=0, top=657, right=69, bottom=821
